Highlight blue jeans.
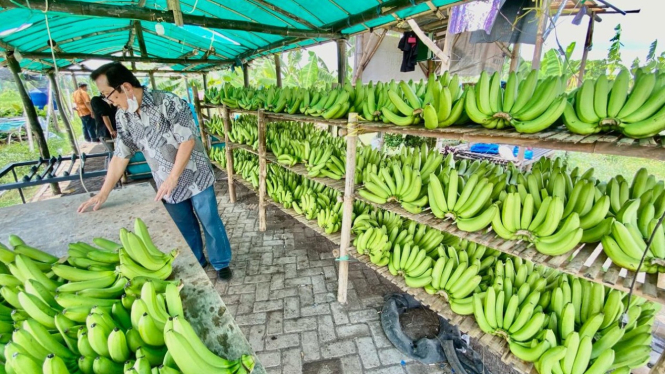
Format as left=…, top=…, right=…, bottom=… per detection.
left=163, top=185, right=232, bottom=270
left=81, top=115, right=97, bottom=142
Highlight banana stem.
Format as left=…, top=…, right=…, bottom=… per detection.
left=624, top=211, right=665, bottom=316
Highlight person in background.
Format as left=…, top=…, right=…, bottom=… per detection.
left=77, top=62, right=233, bottom=280
left=90, top=95, right=117, bottom=151
left=72, top=82, right=97, bottom=142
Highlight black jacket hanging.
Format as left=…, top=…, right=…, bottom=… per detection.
left=398, top=31, right=419, bottom=72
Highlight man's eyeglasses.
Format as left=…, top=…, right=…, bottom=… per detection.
left=103, top=87, right=119, bottom=104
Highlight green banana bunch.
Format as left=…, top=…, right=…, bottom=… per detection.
left=564, top=69, right=665, bottom=138
left=353, top=227, right=391, bottom=265
left=466, top=70, right=567, bottom=133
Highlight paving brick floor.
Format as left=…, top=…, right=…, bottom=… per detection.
left=209, top=175, right=450, bottom=374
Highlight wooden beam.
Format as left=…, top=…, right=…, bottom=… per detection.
left=329, top=0, right=431, bottom=32
left=337, top=113, right=358, bottom=303
left=149, top=72, right=157, bottom=89
left=48, top=72, right=79, bottom=155
left=20, top=51, right=229, bottom=65
left=407, top=19, right=449, bottom=67
left=531, top=0, right=551, bottom=70
left=509, top=43, right=521, bottom=72
left=242, top=63, right=249, bottom=87
left=134, top=22, right=148, bottom=58
left=6, top=52, right=61, bottom=195
left=274, top=53, right=282, bottom=87
left=577, top=13, right=595, bottom=87
left=166, top=0, right=184, bottom=26
left=191, top=85, right=209, bottom=149
left=249, top=0, right=320, bottom=30
left=0, top=0, right=340, bottom=38
left=257, top=109, right=267, bottom=231
left=336, top=39, right=347, bottom=85
left=353, top=29, right=387, bottom=82
left=222, top=106, right=236, bottom=203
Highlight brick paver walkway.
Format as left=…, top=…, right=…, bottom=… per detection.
left=210, top=174, right=450, bottom=374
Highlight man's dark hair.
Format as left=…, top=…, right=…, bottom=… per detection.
left=90, top=62, right=141, bottom=88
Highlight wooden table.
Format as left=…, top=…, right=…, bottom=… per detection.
left=0, top=183, right=265, bottom=374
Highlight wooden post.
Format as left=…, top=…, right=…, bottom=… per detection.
left=242, top=63, right=249, bottom=88
left=46, top=80, right=61, bottom=132
left=531, top=0, right=551, bottom=70
left=71, top=74, right=78, bottom=90
left=257, top=109, right=267, bottom=232
left=202, top=73, right=208, bottom=93
left=48, top=72, right=79, bottom=154
left=337, top=113, right=358, bottom=304
left=184, top=76, right=191, bottom=102
left=149, top=72, right=157, bottom=90
left=509, top=43, right=521, bottom=72
left=202, top=73, right=210, bottom=118
left=274, top=54, right=282, bottom=88
left=577, top=13, right=595, bottom=87
left=336, top=39, right=347, bottom=85
left=222, top=106, right=236, bottom=203
left=191, top=85, right=209, bottom=149
left=427, top=59, right=435, bottom=77
left=6, top=52, right=61, bottom=195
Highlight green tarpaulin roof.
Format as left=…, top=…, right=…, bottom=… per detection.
left=0, top=0, right=463, bottom=72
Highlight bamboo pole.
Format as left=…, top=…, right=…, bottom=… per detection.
left=202, top=72, right=210, bottom=118
left=149, top=72, right=157, bottom=90
left=6, top=52, right=61, bottom=195
left=242, top=63, right=249, bottom=88
left=577, top=13, right=595, bottom=87
left=531, top=0, right=551, bottom=70
left=191, top=85, right=209, bottom=149
left=337, top=112, right=358, bottom=304
left=336, top=39, right=347, bottom=85
left=509, top=43, right=521, bottom=72
left=48, top=72, right=79, bottom=154
left=222, top=106, right=236, bottom=203
left=258, top=109, right=267, bottom=232
left=274, top=54, right=282, bottom=88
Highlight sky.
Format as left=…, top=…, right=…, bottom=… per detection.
left=307, top=0, right=665, bottom=73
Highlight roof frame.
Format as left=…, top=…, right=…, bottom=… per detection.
left=0, top=0, right=341, bottom=38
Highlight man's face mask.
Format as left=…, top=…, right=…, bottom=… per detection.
left=123, top=85, right=139, bottom=113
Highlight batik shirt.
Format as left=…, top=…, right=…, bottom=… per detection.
left=114, top=87, right=214, bottom=204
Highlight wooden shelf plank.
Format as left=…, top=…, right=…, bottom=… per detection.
left=218, top=168, right=533, bottom=374
left=201, top=105, right=665, bottom=161
left=218, top=144, right=665, bottom=304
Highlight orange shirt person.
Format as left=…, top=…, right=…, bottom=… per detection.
left=72, top=82, right=98, bottom=142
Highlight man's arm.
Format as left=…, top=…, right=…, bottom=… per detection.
left=77, top=156, right=130, bottom=212
left=102, top=116, right=116, bottom=137
left=85, top=101, right=94, bottom=119
left=154, top=139, right=195, bottom=201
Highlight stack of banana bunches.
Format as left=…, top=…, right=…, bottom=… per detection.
left=0, top=218, right=255, bottom=374
left=221, top=125, right=664, bottom=373
left=206, top=68, right=665, bottom=139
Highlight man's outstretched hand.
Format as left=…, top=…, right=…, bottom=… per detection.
left=77, top=193, right=108, bottom=213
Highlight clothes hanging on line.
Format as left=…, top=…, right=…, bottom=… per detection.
left=398, top=31, right=419, bottom=72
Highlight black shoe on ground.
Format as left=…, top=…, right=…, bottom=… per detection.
left=218, top=267, right=233, bottom=280
left=200, top=259, right=209, bottom=269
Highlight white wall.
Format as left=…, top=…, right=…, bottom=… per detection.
left=360, top=31, right=426, bottom=83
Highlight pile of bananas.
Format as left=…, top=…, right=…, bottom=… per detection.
left=209, top=146, right=226, bottom=165
left=466, top=71, right=568, bottom=133
left=354, top=227, right=391, bottom=266
left=206, top=68, right=665, bottom=139
left=205, top=115, right=225, bottom=137
left=0, top=219, right=255, bottom=374
left=357, top=144, right=443, bottom=213
left=564, top=69, right=665, bottom=138
left=470, top=259, right=657, bottom=373
left=381, top=73, right=467, bottom=127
